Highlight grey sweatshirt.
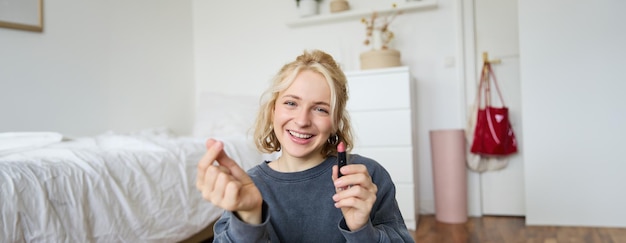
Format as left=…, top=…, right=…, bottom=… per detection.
left=212, top=154, right=414, bottom=243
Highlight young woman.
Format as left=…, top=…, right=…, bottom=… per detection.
left=196, top=50, right=414, bottom=242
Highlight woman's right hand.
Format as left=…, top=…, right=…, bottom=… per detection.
left=196, top=139, right=263, bottom=224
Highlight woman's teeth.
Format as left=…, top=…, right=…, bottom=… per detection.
left=289, top=130, right=313, bottom=139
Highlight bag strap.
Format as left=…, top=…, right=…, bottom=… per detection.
left=475, top=62, right=506, bottom=108
left=474, top=61, right=507, bottom=145
left=486, top=63, right=506, bottom=106
left=474, top=62, right=489, bottom=108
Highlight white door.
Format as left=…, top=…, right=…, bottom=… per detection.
left=470, top=0, right=525, bottom=216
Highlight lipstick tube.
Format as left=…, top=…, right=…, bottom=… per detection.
left=337, top=141, right=347, bottom=177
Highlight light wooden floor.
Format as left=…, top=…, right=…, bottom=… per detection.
left=411, top=215, right=626, bottom=243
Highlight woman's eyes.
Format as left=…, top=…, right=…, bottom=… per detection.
left=315, top=107, right=330, bottom=114
left=283, top=100, right=329, bottom=114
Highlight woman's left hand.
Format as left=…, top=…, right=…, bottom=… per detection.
left=332, top=164, right=378, bottom=231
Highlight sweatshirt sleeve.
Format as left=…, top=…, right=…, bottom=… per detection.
left=212, top=202, right=271, bottom=243
left=339, top=157, right=415, bottom=243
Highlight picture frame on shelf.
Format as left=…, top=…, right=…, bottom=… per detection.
left=0, top=0, right=44, bottom=32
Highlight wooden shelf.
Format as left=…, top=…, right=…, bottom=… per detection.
left=286, top=0, right=438, bottom=28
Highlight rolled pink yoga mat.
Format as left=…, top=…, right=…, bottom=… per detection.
left=430, top=129, right=468, bottom=224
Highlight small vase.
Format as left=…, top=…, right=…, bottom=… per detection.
left=298, top=0, right=319, bottom=17
left=330, top=0, right=349, bottom=13
left=370, top=29, right=384, bottom=50
left=360, top=49, right=402, bottom=70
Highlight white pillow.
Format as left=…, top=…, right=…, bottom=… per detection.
left=192, top=92, right=261, bottom=138
left=0, top=132, right=64, bottom=156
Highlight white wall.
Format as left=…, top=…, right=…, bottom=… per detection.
left=0, top=0, right=195, bottom=137
left=519, top=0, right=626, bottom=227
left=192, top=0, right=465, bottom=215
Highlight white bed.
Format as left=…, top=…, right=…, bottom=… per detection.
left=0, top=92, right=269, bottom=242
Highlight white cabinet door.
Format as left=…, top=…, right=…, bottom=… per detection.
left=350, top=110, right=412, bottom=147
left=351, top=147, right=413, bottom=184
left=347, top=70, right=410, bottom=111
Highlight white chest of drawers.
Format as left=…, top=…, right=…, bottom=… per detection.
left=345, top=66, right=419, bottom=230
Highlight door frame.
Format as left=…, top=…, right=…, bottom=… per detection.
left=454, top=0, right=483, bottom=217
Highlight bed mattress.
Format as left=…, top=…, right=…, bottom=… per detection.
left=0, top=129, right=263, bottom=242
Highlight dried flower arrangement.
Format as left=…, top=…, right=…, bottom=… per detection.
left=361, top=4, right=402, bottom=50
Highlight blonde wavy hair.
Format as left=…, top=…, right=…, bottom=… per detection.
left=253, top=49, right=353, bottom=157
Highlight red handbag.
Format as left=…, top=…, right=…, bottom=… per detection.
left=470, top=62, right=518, bottom=156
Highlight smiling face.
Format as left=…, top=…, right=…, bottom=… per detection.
left=253, top=50, right=354, bottom=160
left=272, top=70, right=333, bottom=162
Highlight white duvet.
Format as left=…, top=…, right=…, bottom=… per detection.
left=0, top=129, right=264, bottom=243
